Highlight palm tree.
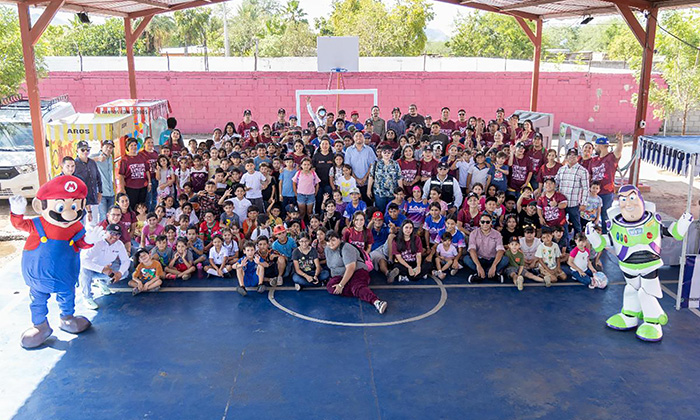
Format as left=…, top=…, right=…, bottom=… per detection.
left=144, top=15, right=175, bottom=55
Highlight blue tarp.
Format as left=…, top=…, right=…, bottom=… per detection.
left=640, top=135, right=700, bottom=176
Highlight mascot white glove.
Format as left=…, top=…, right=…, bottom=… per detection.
left=676, top=212, right=694, bottom=237
left=9, top=195, right=27, bottom=215
left=585, top=223, right=603, bottom=251
left=84, top=226, right=107, bottom=245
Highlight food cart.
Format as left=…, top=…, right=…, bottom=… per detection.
left=45, top=113, right=135, bottom=177
left=94, top=99, right=171, bottom=152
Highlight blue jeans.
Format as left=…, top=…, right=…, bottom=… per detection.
left=566, top=206, right=582, bottom=235
left=462, top=255, right=509, bottom=277
left=297, top=193, right=315, bottom=206
left=316, top=184, right=334, bottom=214
left=146, top=178, right=159, bottom=212
left=599, top=193, right=614, bottom=234
left=79, top=266, right=113, bottom=300
left=292, top=269, right=330, bottom=286
left=572, top=268, right=593, bottom=286
left=98, top=195, right=115, bottom=223
left=374, top=195, right=392, bottom=214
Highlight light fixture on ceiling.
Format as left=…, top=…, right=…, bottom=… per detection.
left=77, top=12, right=90, bottom=24
left=581, top=16, right=593, bottom=25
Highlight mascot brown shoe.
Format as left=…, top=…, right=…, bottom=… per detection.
left=59, top=315, right=92, bottom=334
left=20, top=320, right=54, bottom=349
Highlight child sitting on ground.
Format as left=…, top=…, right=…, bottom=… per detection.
left=140, top=212, right=164, bottom=251
left=233, top=240, right=267, bottom=296
left=433, top=231, right=458, bottom=280
left=130, top=248, right=163, bottom=295
left=568, top=233, right=600, bottom=289
left=167, top=238, right=196, bottom=280
left=150, top=235, right=176, bottom=280
left=535, top=227, right=567, bottom=286
left=206, top=234, right=231, bottom=278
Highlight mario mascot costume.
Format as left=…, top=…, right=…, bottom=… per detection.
left=586, top=185, right=693, bottom=341
left=9, top=175, right=105, bottom=349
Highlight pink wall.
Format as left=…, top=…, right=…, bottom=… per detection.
left=37, top=71, right=663, bottom=136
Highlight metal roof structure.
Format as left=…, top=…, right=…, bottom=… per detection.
left=435, top=0, right=699, bottom=19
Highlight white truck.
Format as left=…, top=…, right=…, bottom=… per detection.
left=0, top=96, right=76, bottom=198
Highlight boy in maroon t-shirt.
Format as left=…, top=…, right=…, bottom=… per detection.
left=508, top=142, right=533, bottom=192
left=420, top=148, right=439, bottom=182
left=536, top=178, right=568, bottom=233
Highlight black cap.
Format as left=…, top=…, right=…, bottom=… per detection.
left=467, top=192, right=478, bottom=200
left=101, top=139, right=114, bottom=147
left=243, top=109, right=252, bottom=115
left=437, top=162, right=449, bottom=169
left=508, top=236, right=520, bottom=244
left=278, top=108, right=286, bottom=114
left=496, top=107, right=505, bottom=113
left=272, top=131, right=280, bottom=137
left=106, top=223, right=121, bottom=234
left=515, top=141, right=526, bottom=149
left=392, top=107, right=400, bottom=113
left=286, top=204, right=299, bottom=213
left=76, top=140, right=90, bottom=150
left=527, top=200, right=538, bottom=207
left=302, top=129, right=311, bottom=136
left=250, top=126, right=259, bottom=131
left=283, top=154, right=294, bottom=161
left=566, top=147, right=579, bottom=156
left=307, top=121, right=315, bottom=127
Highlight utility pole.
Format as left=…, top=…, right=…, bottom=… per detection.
left=223, top=1, right=229, bottom=57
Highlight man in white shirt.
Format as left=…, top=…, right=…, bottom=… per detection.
left=79, top=224, right=130, bottom=309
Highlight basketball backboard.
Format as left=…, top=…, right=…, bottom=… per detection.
left=317, top=36, right=359, bottom=72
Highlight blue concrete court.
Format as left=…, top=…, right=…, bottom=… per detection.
left=1, top=253, right=699, bottom=420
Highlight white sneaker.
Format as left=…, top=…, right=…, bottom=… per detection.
left=374, top=300, right=388, bottom=314
left=84, top=297, right=99, bottom=310
left=276, top=276, right=284, bottom=286
left=97, top=281, right=113, bottom=295
left=398, top=275, right=409, bottom=282
left=294, top=283, right=302, bottom=292
left=544, top=275, right=552, bottom=287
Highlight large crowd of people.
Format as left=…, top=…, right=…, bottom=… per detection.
left=61, top=101, right=622, bottom=314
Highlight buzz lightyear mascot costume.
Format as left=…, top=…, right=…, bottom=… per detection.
left=586, top=185, right=693, bottom=341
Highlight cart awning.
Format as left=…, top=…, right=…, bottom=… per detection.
left=639, top=136, right=700, bottom=177
left=45, top=113, right=135, bottom=142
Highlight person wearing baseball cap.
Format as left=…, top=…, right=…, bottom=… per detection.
left=272, top=108, right=289, bottom=133
left=508, top=140, right=533, bottom=193
left=8, top=175, right=106, bottom=348
left=422, top=160, right=462, bottom=210
left=346, top=110, right=364, bottom=132
left=78, top=222, right=130, bottom=309
left=73, top=139, right=102, bottom=228
left=388, top=106, right=406, bottom=136
left=344, top=186, right=368, bottom=220
left=591, top=134, right=624, bottom=233
left=238, top=109, right=258, bottom=141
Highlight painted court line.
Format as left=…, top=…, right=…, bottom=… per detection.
left=661, top=284, right=700, bottom=319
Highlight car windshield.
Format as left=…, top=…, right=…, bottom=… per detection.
left=0, top=122, right=35, bottom=151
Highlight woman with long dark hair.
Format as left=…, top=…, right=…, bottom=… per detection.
left=222, top=122, right=237, bottom=142
left=392, top=220, right=431, bottom=282
left=164, top=129, right=185, bottom=158
left=117, top=138, right=150, bottom=210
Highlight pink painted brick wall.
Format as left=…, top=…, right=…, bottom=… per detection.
left=37, top=71, right=663, bottom=136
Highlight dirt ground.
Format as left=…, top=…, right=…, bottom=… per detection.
left=0, top=144, right=695, bottom=262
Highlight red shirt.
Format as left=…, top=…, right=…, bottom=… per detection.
left=509, top=156, right=532, bottom=191
left=139, top=149, right=159, bottom=176
left=99, top=219, right=131, bottom=244
left=457, top=207, right=480, bottom=231
left=536, top=162, right=562, bottom=184
left=399, top=159, right=420, bottom=189
left=237, top=121, right=259, bottom=140
left=199, top=220, right=222, bottom=242
left=438, top=120, right=456, bottom=137
left=579, top=157, right=594, bottom=174
left=343, top=227, right=373, bottom=250
left=455, top=120, right=469, bottom=135
left=527, top=148, right=546, bottom=173
left=537, top=192, right=568, bottom=227
left=118, top=154, right=148, bottom=189
left=392, top=236, right=422, bottom=263
left=590, top=152, right=618, bottom=195
left=12, top=214, right=90, bottom=251
left=420, top=159, right=439, bottom=179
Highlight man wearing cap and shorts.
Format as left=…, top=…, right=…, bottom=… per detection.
left=556, top=148, right=590, bottom=237
left=78, top=223, right=130, bottom=310
left=590, top=134, right=623, bottom=233
left=94, top=140, right=115, bottom=223
left=74, top=140, right=102, bottom=228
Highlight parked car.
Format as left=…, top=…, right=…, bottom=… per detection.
left=0, top=96, right=76, bottom=198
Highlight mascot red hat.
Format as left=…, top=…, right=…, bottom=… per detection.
left=36, top=175, right=87, bottom=200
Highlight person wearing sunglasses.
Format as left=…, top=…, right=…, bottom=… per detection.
left=463, top=213, right=509, bottom=284
left=73, top=140, right=102, bottom=228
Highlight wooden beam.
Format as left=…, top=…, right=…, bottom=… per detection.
left=17, top=2, right=49, bottom=184
left=531, top=18, right=542, bottom=111
left=501, top=0, right=562, bottom=12
left=130, top=14, right=153, bottom=41
left=124, top=17, right=138, bottom=99
left=129, top=0, right=231, bottom=19
left=129, top=0, right=170, bottom=9
left=616, top=4, right=646, bottom=47
left=599, top=0, right=652, bottom=10
left=514, top=16, right=536, bottom=44
left=28, top=0, right=65, bottom=46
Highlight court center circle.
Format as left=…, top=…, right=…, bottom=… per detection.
left=267, top=277, right=448, bottom=327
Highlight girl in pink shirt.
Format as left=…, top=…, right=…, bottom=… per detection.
left=292, top=157, right=321, bottom=222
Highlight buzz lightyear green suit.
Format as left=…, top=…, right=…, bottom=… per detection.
left=586, top=185, right=693, bottom=342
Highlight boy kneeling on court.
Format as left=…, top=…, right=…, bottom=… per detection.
left=233, top=241, right=266, bottom=296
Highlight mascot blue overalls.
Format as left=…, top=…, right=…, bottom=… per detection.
left=10, top=175, right=104, bottom=349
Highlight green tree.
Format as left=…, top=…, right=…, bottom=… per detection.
left=43, top=17, right=151, bottom=56
left=173, top=8, right=222, bottom=55
left=0, top=7, right=47, bottom=96
left=448, top=12, right=533, bottom=59
left=227, top=0, right=279, bottom=56
left=319, top=0, right=434, bottom=56
left=282, top=0, right=307, bottom=24
left=143, top=15, right=176, bottom=54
